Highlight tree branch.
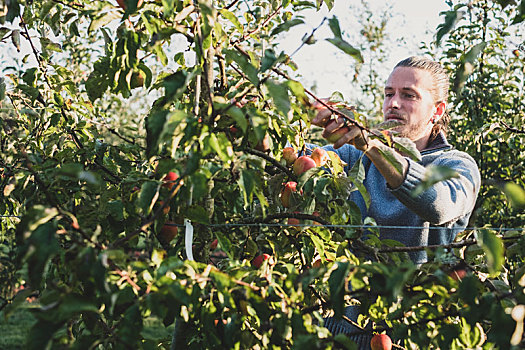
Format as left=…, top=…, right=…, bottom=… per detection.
left=244, top=147, right=296, bottom=180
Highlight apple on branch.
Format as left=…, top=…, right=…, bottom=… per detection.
left=280, top=181, right=300, bottom=208
left=292, top=156, right=317, bottom=176
left=159, top=222, right=178, bottom=244
left=282, top=147, right=298, bottom=166
left=251, top=254, right=275, bottom=268
left=311, top=147, right=329, bottom=167
left=162, top=171, right=179, bottom=191
left=370, top=333, right=392, bottom=350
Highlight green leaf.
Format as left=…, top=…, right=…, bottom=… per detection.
left=326, top=37, right=363, bottom=63
left=412, top=165, right=459, bottom=196
left=270, top=18, right=304, bottom=36
left=287, top=80, right=309, bottom=105
left=376, top=147, right=404, bottom=176
left=392, top=136, right=421, bottom=161
left=502, top=182, right=525, bottom=209
left=146, top=109, right=169, bottom=157
left=348, top=157, right=370, bottom=209
left=186, top=205, right=210, bottom=225
left=220, top=9, right=243, bottom=33
left=207, top=132, right=233, bottom=163
left=56, top=294, right=99, bottom=321
left=238, top=169, right=256, bottom=207
left=310, top=234, right=325, bottom=259
left=328, top=261, right=350, bottom=319
left=453, top=42, right=487, bottom=93
left=0, top=27, right=10, bottom=41
left=26, top=222, right=60, bottom=287
left=475, top=229, right=504, bottom=275
left=85, top=57, right=112, bottom=102
left=223, top=49, right=259, bottom=84
left=11, top=29, right=20, bottom=51
left=512, top=0, right=525, bottom=24
left=333, top=334, right=358, bottom=349
left=328, top=16, right=342, bottom=39
left=260, top=49, right=278, bottom=73
left=88, top=11, right=121, bottom=33
left=436, top=10, right=464, bottom=46
left=138, top=181, right=160, bottom=215
left=215, top=231, right=234, bottom=260
left=265, top=80, right=290, bottom=116
left=225, top=105, right=247, bottom=132
left=163, top=70, right=190, bottom=101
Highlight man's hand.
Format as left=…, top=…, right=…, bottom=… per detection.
left=311, top=99, right=369, bottom=151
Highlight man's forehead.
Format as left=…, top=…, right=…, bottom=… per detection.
left=385, top=67, right=433, bottom=91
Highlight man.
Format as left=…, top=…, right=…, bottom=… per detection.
left=312, top=57, right=481, bottom=346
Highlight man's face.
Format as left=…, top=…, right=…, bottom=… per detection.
left=382, top=67, right=439, bottom=141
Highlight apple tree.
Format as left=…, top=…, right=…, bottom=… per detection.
left=0, top=0, right=524, bottom=349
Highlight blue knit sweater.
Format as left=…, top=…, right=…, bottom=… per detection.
left=319, top=133, right=480, bottom=347
left=322, top=132, right=480, bottom=264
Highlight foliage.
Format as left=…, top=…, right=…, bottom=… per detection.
left=0, top=0, right=524, bottom=349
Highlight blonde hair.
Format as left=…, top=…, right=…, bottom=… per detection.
left=394, top=56, right=450, bottom=140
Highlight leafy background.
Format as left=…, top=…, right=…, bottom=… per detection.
left=0, top=0, right=524, bottom=349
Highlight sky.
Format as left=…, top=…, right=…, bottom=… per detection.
left=275, top=0, right=450, bottom=98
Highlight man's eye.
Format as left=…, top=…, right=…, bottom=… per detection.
left=385, top=93, right=393, bottom=97
left=403, top=93, right=416, bottom=99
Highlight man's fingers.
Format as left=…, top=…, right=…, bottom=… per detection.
left=333, top=127, right=362, bottom=149
left=312, top=108, right=333, bottom=127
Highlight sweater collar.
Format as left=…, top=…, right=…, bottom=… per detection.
left=422, top=132, right=452, bottom=154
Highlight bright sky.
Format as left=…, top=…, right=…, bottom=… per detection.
left=276, top=0, right=450, bottom=98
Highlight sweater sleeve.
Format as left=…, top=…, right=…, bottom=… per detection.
left=389, top=151, right=480, bottom=225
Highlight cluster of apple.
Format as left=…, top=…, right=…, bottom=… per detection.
left=280, top=146, right=330, bottom=207
left=280, top=147, right=331, bottom=226
left=157, top=171, right=180, bottom=244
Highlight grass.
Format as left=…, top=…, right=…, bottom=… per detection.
left=0, top=302, right=37, bottom=350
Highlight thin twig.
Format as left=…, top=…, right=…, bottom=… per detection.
left=500, top=121, right=525, bottom=135
left=244, top=147, right=296, bottom=180
left=222, top=0, right=241, bottom=10
left=231, top=5, right=283, bottom=45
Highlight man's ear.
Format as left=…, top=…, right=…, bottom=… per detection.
left=432, top=101, right=447, bottom=123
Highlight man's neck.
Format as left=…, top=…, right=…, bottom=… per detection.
left=413, top=134, right=432, bottom=151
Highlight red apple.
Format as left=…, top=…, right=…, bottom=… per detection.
left=159, top=222, right=178, bottom=243
left=162, top=171, right=179, bottom=191
left=370, top=333, right=392, bottom=350
left=251, top=254, right=274, bottom=268
left=229, top=126, right=239, bottom=134
left=312, top=258, right=322, bottom=268
left=311, top=147, right=329, bottom=167
left=280, top=181, right=299, bottom=208
left=449, top=268, right=467, bottom=281
left=282, top=147, right=298, bottom=166
left=292, top=156, right=317, bottom=176
left=287, top=217, right=301, bottom=226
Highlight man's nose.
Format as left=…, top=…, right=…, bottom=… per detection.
left=387, top=94, right=400, bottom=109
